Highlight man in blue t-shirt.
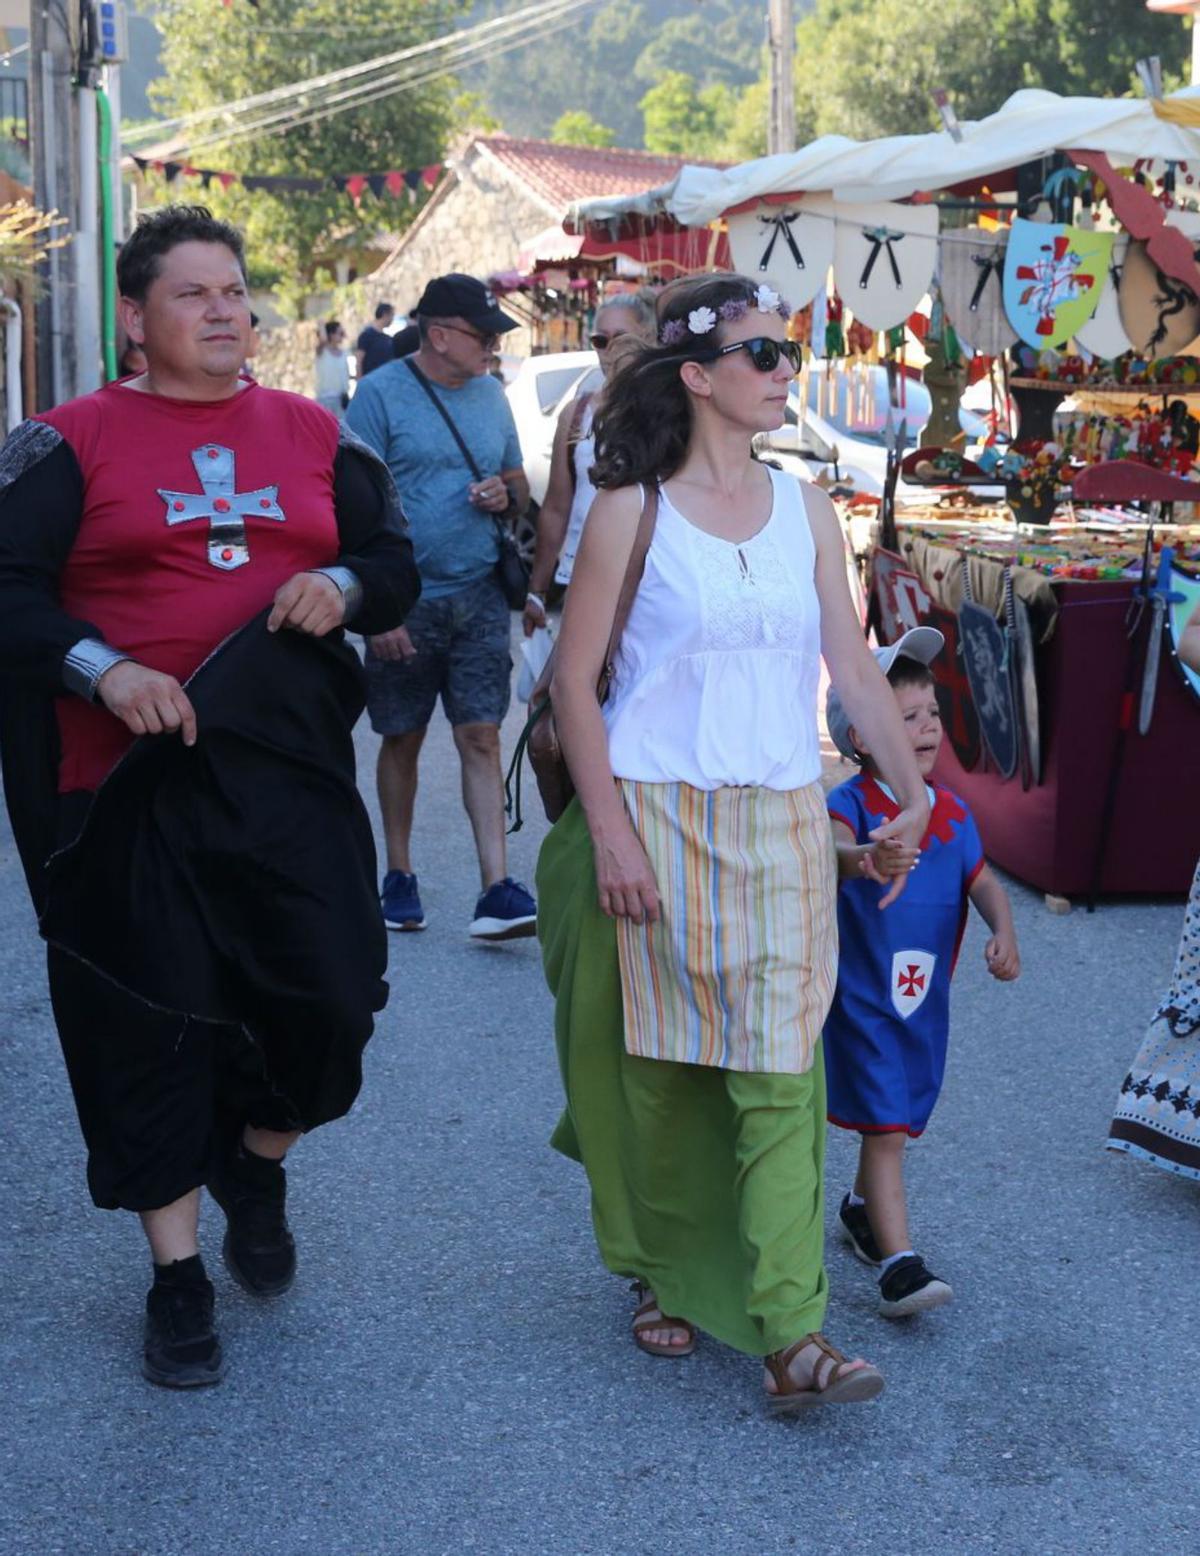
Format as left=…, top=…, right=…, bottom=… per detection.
left=345, top=273, right=534, bottom=942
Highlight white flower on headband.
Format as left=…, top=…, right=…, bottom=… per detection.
left=755, top=284, right=781, bottom=314
left=687, top=306, right=718, bottom=336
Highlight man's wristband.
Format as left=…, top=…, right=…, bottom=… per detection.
left=525, top=591, right=546, bottom=610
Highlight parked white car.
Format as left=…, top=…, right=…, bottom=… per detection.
left=506, top=351, right=602, bottom=564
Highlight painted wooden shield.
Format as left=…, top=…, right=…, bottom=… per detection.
left=958, top=599, right=1018, bottom=779
left=727, top=195, right=835, bottom=311
left=872, top=548, right=932, bottom=639
left=1118, top=238, right=1200, bottom=358
left=927, top=601, right=981, bottom=772
left=1002, top=219, right=1115, bottom=351
left=939, top=227, right=1016, bottom=358
left=1075, top=235, right=1133, bottom=360
left=833, top=201, right=939, bottom=332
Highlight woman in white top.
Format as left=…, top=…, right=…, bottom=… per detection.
left=314, top=320, right=350, bottom=419
left=536, top=272, right=930, bottom=1414
left=521, top=293, right=656, bottom=639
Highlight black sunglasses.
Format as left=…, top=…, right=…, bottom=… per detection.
left=589, top=329, right=629, bottom=350
left=696, top=336, right=804, bottom=375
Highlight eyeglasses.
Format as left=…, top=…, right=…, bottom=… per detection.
left=589, top=330, right=629, bottom=351
left=696, top=336, right=804, bottom=375
left=437, top=321, right=501, bottom=349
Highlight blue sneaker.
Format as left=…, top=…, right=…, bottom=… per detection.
left=381, top=869, right=426, bottom=931
left=469, top=877, right=537, bottom=941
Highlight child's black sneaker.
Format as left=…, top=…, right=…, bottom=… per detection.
left=838, top=1194, right=882, bottom=1266
left=143, top=1264, right=225, bottom=1388
left=878, top=1254, right=954, bottom=1319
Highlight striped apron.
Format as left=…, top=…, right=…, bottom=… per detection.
left=616, top=778, right=838, bottom=1074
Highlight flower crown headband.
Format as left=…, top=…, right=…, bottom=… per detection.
left=659, top=283, right=791, bottom=347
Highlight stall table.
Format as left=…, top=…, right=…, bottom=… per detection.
left=877, top=515, right=1200, bottom=900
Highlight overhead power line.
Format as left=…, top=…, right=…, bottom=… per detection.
left=149, top=2, right=596, bottom=162
left=127, top=0, right=599, bottom=156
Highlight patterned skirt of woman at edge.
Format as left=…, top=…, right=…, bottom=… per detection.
left=1108, top=858, right=1200, bottom=1181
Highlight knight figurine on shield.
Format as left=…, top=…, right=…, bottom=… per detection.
left=822, top=627, right=1021, bottom=1321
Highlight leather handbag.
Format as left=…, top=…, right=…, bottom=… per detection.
left=506, top=485, right=659, bottom=829
left=404, top=358, right=530, bottom=609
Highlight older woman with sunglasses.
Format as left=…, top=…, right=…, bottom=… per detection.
left=535, top=272, right=929, bottom=1414
left=521, top=292, right=655, bottom=638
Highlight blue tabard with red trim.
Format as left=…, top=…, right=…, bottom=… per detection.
left=824, top=772, right=984, bottom=1136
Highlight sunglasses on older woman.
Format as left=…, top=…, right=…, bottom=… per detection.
left=588, top=329, right=629, bottom=351
left=696, top=336, right=804, bottom=375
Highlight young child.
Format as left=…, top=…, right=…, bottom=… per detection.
left=823, top=626, right=1020, bottom=1318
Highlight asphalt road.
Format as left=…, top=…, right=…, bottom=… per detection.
left=1, top=664, right=1197, bottom=1556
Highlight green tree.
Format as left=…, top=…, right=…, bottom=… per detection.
left=146, top=0, right=466, bottom=304
left=788, top=0, right=1189, bottom=144
left=641, top=70, right=737, bottom=159
left=551, top=110, right=617, bottom=148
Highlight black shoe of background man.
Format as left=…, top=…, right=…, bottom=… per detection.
left=143, top=1263, right=225, bottom=1388
left=208, top=1141, right=297, bottom=1297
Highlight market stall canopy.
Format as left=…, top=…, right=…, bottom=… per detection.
left=517, top=221, right=728, bottom=275
left=566, top=88, right=1200, bottom=230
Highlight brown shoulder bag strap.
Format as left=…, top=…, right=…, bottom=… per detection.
left=598, top=483, right=659, bottom=697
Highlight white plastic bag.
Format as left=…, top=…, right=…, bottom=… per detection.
left=517, top=623, right=555, bottom=703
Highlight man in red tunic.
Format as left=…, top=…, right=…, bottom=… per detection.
left=0, top=207, right=419, bottom=1387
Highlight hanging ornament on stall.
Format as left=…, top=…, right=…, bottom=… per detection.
left=1118, top=238, right=1200, bottom=357
left=1001, top=218, right=1114, bottom=350
left=1075, top=235, right=1133, bottom=359
left=833, top=201, right=939, bottom=331
left=726, top=195, right=836, bottom=309
left=939, top=227, right=1017, bottom=357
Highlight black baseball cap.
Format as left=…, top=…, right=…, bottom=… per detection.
left=416, top=273, right=518, bottom=334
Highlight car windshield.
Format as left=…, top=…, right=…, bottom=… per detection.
left=795, top=370, right=932, bottom=449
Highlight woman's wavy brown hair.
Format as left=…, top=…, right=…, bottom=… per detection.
left=589, top=272, right=776, bottom=490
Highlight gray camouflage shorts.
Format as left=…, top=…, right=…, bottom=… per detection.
left=364, top=573, right=512, bottom=734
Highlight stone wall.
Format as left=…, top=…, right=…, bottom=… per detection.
left=253, top=147, right=551, bottom=389
left=251, top=318, right=326, bottom=398
left=352, top=149, right=550, bottom=356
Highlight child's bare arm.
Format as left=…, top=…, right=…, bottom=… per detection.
left=831, top=818, right=920, bottom=908
left=968, top=863, right=1021, bottom=980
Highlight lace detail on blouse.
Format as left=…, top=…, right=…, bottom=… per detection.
left=689, top=521, right=808, bottom=651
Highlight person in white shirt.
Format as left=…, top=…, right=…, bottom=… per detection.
left=522, top=292, right=656, bottom=638
left=536, top=271, right=930, bottom=1416
left=315, top=321, right=350, bottom=418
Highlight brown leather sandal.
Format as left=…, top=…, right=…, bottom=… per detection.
left=631, top=1282, right=696, bottom=1358
left=763, top=1332, right=884, bottom=1414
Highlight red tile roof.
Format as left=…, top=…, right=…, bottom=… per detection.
left=475, top=136, right=712, bottom=213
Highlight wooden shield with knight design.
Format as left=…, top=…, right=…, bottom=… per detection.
left=1002, top=219, right=1115, bottom=351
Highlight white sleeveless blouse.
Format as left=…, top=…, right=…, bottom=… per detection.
left=604, top=466, right=823, bottom=791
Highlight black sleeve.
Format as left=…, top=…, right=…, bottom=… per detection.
left=332, top=424, right=421, bottom=635
left=0, top=422, right=105, bottom=691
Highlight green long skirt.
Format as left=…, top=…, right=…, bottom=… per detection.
left=536, top=798, right=828, bottom=1357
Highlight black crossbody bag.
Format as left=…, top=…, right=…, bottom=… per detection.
left=404, top=358, right=530, bottom=610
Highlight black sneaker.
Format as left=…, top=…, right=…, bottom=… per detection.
left=878, top=1254, right=954, bottom=1319
left=143, top=1268, right=225, bottom=1388
left=838, top=1194, right=882, bottom=1266
left=208, top=1144, right=297, bottom=1297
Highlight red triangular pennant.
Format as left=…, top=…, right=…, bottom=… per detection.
left=420, top=164, right=442, bottom=190
left=385, top=170, right=405, bottom=197
left=346, top=174, right=367, bottom=203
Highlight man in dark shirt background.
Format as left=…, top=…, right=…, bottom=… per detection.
left=355, top=301, right=395, bottom=378
left=390, top=305, right=420, bottom=360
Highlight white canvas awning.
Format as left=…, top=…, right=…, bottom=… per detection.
left=567, top=88, right=1200, bottom=230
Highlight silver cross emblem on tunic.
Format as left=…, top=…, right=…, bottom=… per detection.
left=158, top=444, right=285, bottom=572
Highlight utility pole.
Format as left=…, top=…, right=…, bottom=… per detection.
left=766, top=0, right=795, bottom=157
left=29, top=0, right=79, bottom=407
